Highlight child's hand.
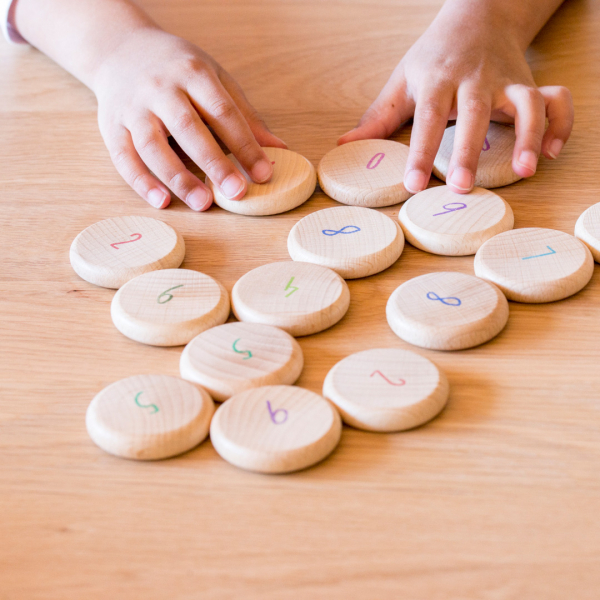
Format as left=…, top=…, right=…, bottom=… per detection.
left=338, top=1, right=574, bottom=194
left=94, top=29, right=286, bottom=211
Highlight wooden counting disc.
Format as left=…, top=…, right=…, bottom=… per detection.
left=180, top=322, right=304, bottom=402
left=209, top=385, right=342, bottom=473
left=474, top=228, right=594, bottom=303
left=323, top=348, right=449, bottom=432
left=111, top=269, right=230, bottom=346
left=575, top=202, right=600, bottom=262
left=231, top=261, right=350, bottom=336
left=433, top=123, right=521, bottom=189
left=70, top=216, right=185, bottom=289
left=318, top=139, right=411, bottom=207
left=386, top=271, right=509, bottom=350
left=398, top=186, right=514, bottom=256
left=207, top=147, right=316, bottom=216
left=287, top=206, right=404, bottom=278
left=86, top=374, right=214, bottom=460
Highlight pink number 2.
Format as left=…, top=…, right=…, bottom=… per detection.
left=366, top=153, right=385, bottom=169
left=110, top=233, right=142, bottom=249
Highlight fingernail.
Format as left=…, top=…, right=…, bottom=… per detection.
left=547, top=139, right=564, bottom=159
left=517, top=150, right=538, bottom=174
left=404, top=170, right=428, bottom=194
left=186, top=188, right=211, bottom=211
left=251, top=159, right=273, bottom=183
left=220, top=174, right=246, bottom=199
left=448, top=167, right=474, bottom=192
left=147, top=188, right=168, bottom=208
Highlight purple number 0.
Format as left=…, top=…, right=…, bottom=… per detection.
left=266, top=400, right=288, bottom=425
left=366, top=153, right=385, bottom=169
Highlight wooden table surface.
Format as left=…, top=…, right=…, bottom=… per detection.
left=2, top=1, right=600, bottom=598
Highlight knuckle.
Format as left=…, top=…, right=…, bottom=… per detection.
left=207, top=98, right=237, bottom=121
left=409, top=146, right=437, bottom=165
left=166, top=171, right=189, bottom=192
left=170, top=109, right=197, bottom=135
left=462, top=96, right=490, bottom=116
left=109, top=145, right=130, bottom=170
left=417, top=100, right=446, bottom=121
left=134, top=129, right=161, bottom=156
left=130, top=171, right=149, bottom=192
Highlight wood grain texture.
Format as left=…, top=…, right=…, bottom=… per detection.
left=85, top=374, right=214, bottom=460
left=210, top=385, right=342, bottom=473
left=399, top=186, right=514, bottom=255
left=474, top=227, right=595, bottom=302
left=207, top=147, right=316, bottom=215
left=575, top=201, right=600, bottom=262
left=180, top=322, right=304, bottom=401
left=318, top=139, right=411, bottom=207
left=433, top=123, right=522, bottom=188
left=111, top=268, right=230, bottom=346
left=386, top=271, right=509, bottom=350
left=322, top=348, right=449, bottom=432
left=287, top=205, right=404, bottom=278
left=69, top=216, right=185, bottom=288
left=231, top=261, right=350, bottom=336
left=4, top=0, right=600, bottom=598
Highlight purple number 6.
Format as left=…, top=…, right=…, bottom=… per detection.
left=266, top=400, right=288, bottom=425
left=366, top=153, right=385, bottom=169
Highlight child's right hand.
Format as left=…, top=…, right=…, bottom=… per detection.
left=93, top=29, right=286, bottom=211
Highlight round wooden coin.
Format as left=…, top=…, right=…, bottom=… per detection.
left=575, top=202, right=600, bottom=262
left=70, top=216, right=185, bottom=289
left=207, top=147, right=316, bottom=216
left=287, top=206, right=404, bottom=278
left=231, top=261, right=350, bottom=337
left=386, top=271, right=509, bottom=350
left=398, top=186, right=514, bottom=256
left=209, top=385, right=342, bottom=474
left=433, top=123, right=522, bottom=189
left=318, top=139, right=411, bottom=207
left=111, top=269, right=230, bottom=346
left=180, top=322, right=304, bottom=402
left=323, top=348, right=449, bottom=432
left=474, top=228, right=594, bottom=303
left=86, top=374, right=214, bottom=460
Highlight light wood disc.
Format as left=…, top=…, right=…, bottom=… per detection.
left=386, top=271, right=509, bottom=350
left=70, top=216, right=185, bottom=289
left=180, top=322, right=304, bottom=402
left=111, top=268, right=230, bottom=346
left=474, top=227, right=595, bottom=303
left=323, top=348, right=449, bottom=432
left=207, top=147, right=316, bottom=216
left=575, top=202, right=600, bottom=262
left=86, top=374, right=214, bottom=460
left=399, top=186, right=514, bottom=256
left=433, top=123, right=522, bottom=189
left=318, top=139, right=411, bottom=207
left=231, top=261, right=350, bottom=336
left=287, top=206, right=404, bottom=278
left=210, top=385, right=342, bottom=474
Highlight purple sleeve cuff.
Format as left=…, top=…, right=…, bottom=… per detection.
left=2, top=0, right=27, bottom=44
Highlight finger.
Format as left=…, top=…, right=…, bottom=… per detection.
left=219, top=70, right=287, bottom=149
left=187, top=77, right=274, bottom=184
left=104, top=126, right=171, bottom=209
left=338, top=69, right=415, bottom=144
left=130, top=118, right=213, bottom=211
left=505, top=84, right=546, bottom=178
left=154, top=96, right=248, bottom=201
left=404, top=85, right=454, bottom=193
left=446, top=88, right=492, bottom=193
left=539, top=85, right=574, bottom=160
